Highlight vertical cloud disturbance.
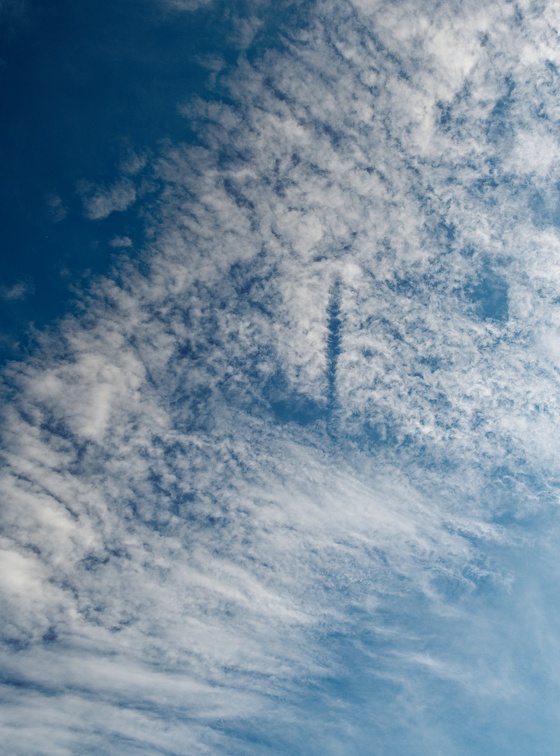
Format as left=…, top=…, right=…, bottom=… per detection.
left=3, top=0, right=560, bottom=752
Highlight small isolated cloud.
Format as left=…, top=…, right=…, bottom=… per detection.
left=0, top=281, right=32, bottom=301
left=45, top=192, right=68, bottom=223
left=77, top=178, right=137, bottom=221
left=109, top=236, right=133, bottom=249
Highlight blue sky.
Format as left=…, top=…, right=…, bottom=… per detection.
left=3, top=0, right=560, bottom=753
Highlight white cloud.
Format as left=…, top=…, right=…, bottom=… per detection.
left=0, top=281, right=32, bottom=301
left=45, top=192, right=68, bottom=223
left=3, top=0, right=560, bottom=752
left=109, top=235, right=133, bottom=248
left=119, top=148, right=149, bottom=176
left=77, top=178, right=137, bottom=220
left=163, top=0, right=214, bottom=11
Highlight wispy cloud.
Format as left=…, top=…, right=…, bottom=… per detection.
left=0, top=281, right=32, bottom=301
left=45, top=193, right=68, bottom=223
left=77, top=178, right=137, bottom=221
left=3, top=0, right=560, bottom=752
left=162, top=0, right=214, bottom=13
left=109, top=235, right=133, bottom=248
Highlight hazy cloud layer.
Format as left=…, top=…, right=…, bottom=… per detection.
left=3, top=0, right=560, bottom=753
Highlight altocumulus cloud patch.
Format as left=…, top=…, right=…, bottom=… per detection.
left=3, top=0, right=560, bottom=753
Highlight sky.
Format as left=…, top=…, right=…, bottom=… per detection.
left=3, top=0, right=560, bottom=753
